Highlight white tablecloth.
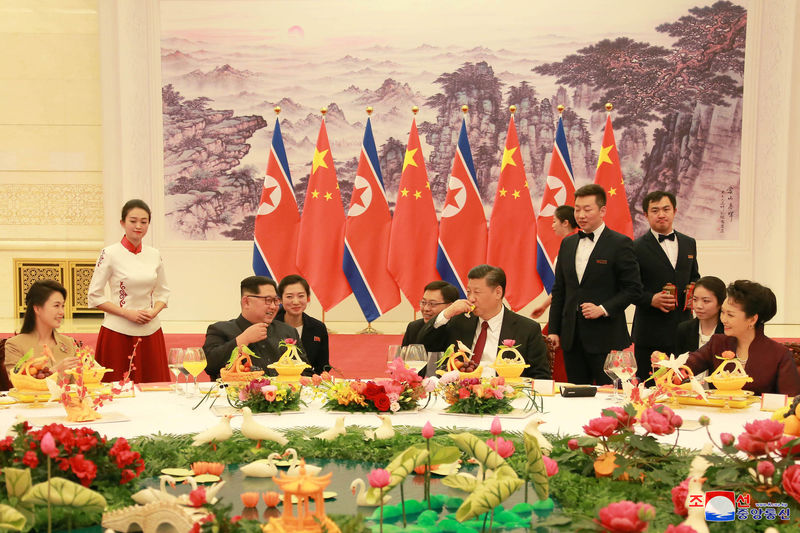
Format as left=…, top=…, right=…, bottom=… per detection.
left=1, top=388, right=768, bottom=451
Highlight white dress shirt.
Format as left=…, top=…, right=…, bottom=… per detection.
left=433, top=306, right=505, bottom=366
left=576, top=223, right=605, bottom=283
left=651, top=229, right=678, bottom=269
left=87, top=241, right=170, bottom=336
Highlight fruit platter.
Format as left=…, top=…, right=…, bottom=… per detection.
left=220, top=345, right=265, bottom=384
left=437, top=342, right=482, bottom=378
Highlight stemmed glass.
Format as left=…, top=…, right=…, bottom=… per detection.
left=387, top=345, right=402, bottom=365
left=168, top=348, right=185, bottom=395
left=183, top=347, right=207, bottom=395
left=403, top=344, right=428, bottom=372
left=612, top=350, right=638, bottom=399
left=603, top=351, right=621, bottom=401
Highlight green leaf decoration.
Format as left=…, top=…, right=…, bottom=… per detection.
left=576, top=436, right=599, bottom=447
left=522, top=431, right=549, bottom=500
left=22, top=478, right=106, bottom=510
left=13, top=348, right=34, bottom=373
left=0, top=504, right=26, bottom=532
left=413, top=443, right=461, bottom=465
left=365, top=446, right=428, bottom=503
left=449, top=432, right=508, bottom=472
left=226, top=344, right=258, bottom=367
left=454, top=475, right=523, bottom=522
left=4, top=468, right=32, bottom=499
left=441, top=473, right=480, bottom=492
left=628, top=434, right=662, bottom=455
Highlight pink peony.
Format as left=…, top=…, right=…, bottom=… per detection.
left=736, top=433, right=769, bottom=456
left=490, top=416, right=502, bottom=436
left=782, top=464, right=800, bottom=504
left=367, top=468, right=391, bottom=488
left=720, top=432, right=735, bottom=446
left=543, top=456, right=558, bottom=477
left=664, top=526, right=698, bottom=533
left=742, top=419, right=784, bottom=445
left=640, top=405, right=678, bottom=435
left=502, top=339, right=516, bottom=347
left=421, top=421, right=434, bottom=439
left=583, top=416, right=620, bottom=438
left=595, top=501, right=655, bottom=533
left=757, top=460, right=775, bottom=477
left=422, top=377, right=437, bottom=393
left=603, top=406, right=636, bottom=430
left=487, top=436, right=515, bottom=458
left=671, top=478, right=690, bottom=517
left=440, top=370, right=460, bottom=385
left=777, top=435, right=800, bottom=457
left=40, top=432, right=58, bottom=458
left=567, top=438, right=579, bottom=451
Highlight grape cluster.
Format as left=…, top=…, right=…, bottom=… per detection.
left=34, top=367, right=53, bottom=379
left=460, top=359, right=478, bottom=373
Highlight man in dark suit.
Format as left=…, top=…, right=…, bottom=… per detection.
left=548, top=184, right=642, bottom=385
left=632, top=191, right=700, bottom=381
left=419, top=264, right=550, bottom=379
left=401, top=280, right=459, bottom=347
left=204, top=276, right=307, bottom=379
left=275, top=274, right=329, bottom=374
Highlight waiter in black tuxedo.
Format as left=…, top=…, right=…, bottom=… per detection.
left=632, top=191, right=700, bottom=381
left=419, top=264, right=550, bottom=379
left=547, top=184, right=642, bottom=385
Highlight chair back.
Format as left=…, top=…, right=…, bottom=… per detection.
left=0, top=338, right=11, bottom=391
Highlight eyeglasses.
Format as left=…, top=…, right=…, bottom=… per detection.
left=419, top=300, right=446, bottom=309
left=246, top=295, right=281, bottom=306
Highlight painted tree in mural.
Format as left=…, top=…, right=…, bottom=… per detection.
left=162, top=84, right=267, bottom=239
left=534, top=1, right=746, bottom=235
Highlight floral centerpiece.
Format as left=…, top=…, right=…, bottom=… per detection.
left=307, top=359, right=432, bottom=413
left=226, top=377, right=302, bottom=413
left=438, top=373, right=517, bottom=414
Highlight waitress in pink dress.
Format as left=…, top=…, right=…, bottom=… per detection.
left=87, top=199, right=170, bottom=382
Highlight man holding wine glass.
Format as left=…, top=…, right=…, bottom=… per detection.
left=203, top=276, right=307, bottom=379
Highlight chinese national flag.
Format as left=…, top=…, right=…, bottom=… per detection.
left=388, top=116, right=439, bottom=312
left=488, top=114, right=543, bottom=310
left=594, top=114, right=633, bottom=238
left=296, top=116, right=351, bottom=311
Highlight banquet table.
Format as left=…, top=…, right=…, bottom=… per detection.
left=0, top=386, right=769, bottom=449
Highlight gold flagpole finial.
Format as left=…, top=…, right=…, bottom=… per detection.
left=509, top=105, right=517, bottom=114
left=557, top=104, right=565, bottom=115
left=366, top=106, right=373, bottom=116
left=320, top=107, right=327, bottom=116
left=461, top=105, right=469, bottom=114
left=274, top=106, right=281, bottom=115
left=412, top=105, right=419, bottom=115
left=605, top=102, right=613, bottom=113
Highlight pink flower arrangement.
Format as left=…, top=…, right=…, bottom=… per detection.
left=543, top=456, right=558, bottom=477
left=595, top=500, right=655, bottom=533
left=583, top=416, right=620, bottom=438
left=487, top=436, right=515, bottom=458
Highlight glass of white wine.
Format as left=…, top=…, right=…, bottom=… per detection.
left=168, top=348, right=185, bottom=395
left=403, top=344, right=428, bottom=372
left=603, top=351, right=620, bottom=401
left=183, top=347, right=207, bottom=395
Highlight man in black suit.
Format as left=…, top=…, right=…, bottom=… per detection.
left=632, top=191, right=700, bottom=381
left=548, top=184, right=642, bottom=385
left=401, top=280, right=459, bottom=347
left=203, top=276, right=307, bottom=379
left=275, top=274, right=329, bottom=374
left=419, top=264, right=550, bottom=379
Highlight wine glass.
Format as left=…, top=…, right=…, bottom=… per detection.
left=603, top=351, right=620, bottom=401
left=403, top=344, right=428, bottom=372
left=612, top=351, right=638, bottom=398
left=183, top=347, right=207, bottom=395
left=387, top=345, right=402, bottom=365
left=168, top=348, right=185, bottom=395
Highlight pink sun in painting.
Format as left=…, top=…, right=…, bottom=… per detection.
left=288, top=25, right=304, bottom=38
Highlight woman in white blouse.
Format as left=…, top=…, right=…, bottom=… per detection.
left=87, top=199, right=170, bottom=382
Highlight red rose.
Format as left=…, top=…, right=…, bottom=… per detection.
left=363, top=382, right=385, bottom=401
left=69, top=454, right=97, bottom=487
left=0, top=436, right=13, bottom=452
left=189, top=486, right=207, bottom=507
left=458, top=387, right=471, bottom=399
left=603, top=406, right=636, bottom=430
left=22, top=451, right=38, bottom=469
left=595, top=500, right=655, bottom=533
left=583, top=416, right=619, bottom=438
left=671, top=477, right=690, bottom=517
left=373, top=394, right=391, bottom=412
left=640, top=406, right=677, bottom=436
left=782, top=464, right=800, bottom=504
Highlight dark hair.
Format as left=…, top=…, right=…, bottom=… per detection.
left=423, top=280, right=459, bottom=304
left=121, top=199, right=151, bottom=221
left=554, top=205, right=577, bottom=229
left=574, top=184, right=606, bottom=207
left=278, top=274, right=310, bottom=297
left=726, top=280, right=777, bottom=325
left=641, top=190, right=677, bottom=214
left=467, top=264, right=506, bottom=296
left=240, top=275, right=277, bottom=297
left=694, top=276, right=726, bottom=308
left=21, top=280, right=67, bottom=334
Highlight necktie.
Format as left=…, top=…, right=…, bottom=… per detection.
left=472, top=321, right=489, bottom=364
left=578, top=230, right=594, bottom=241
left=658, top=233, right=676, bottom=242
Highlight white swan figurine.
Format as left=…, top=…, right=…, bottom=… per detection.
left=131, top=475, right=178, bottom=505
left=284, top=447, right=322, bottom=477
left=350, top=478, right=392, bottom=506
left=240, top=452, right=283, bottom=478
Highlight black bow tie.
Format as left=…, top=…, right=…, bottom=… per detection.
left=658, top=233, right=676, bottom=242
left=578, top=230, right=594, bottom=241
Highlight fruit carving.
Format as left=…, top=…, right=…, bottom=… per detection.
left=220, top=345, right=264, bottom=382
left=10, top=347, right=55, bottom=391
left=438, top=341, right=480, bottom=375
left=67, top=345, right=111, bottom=383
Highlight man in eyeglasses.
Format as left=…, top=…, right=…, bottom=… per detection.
left=203, top=275, right=307, bottom=379
left=401, top=281, right=459, bottom=348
